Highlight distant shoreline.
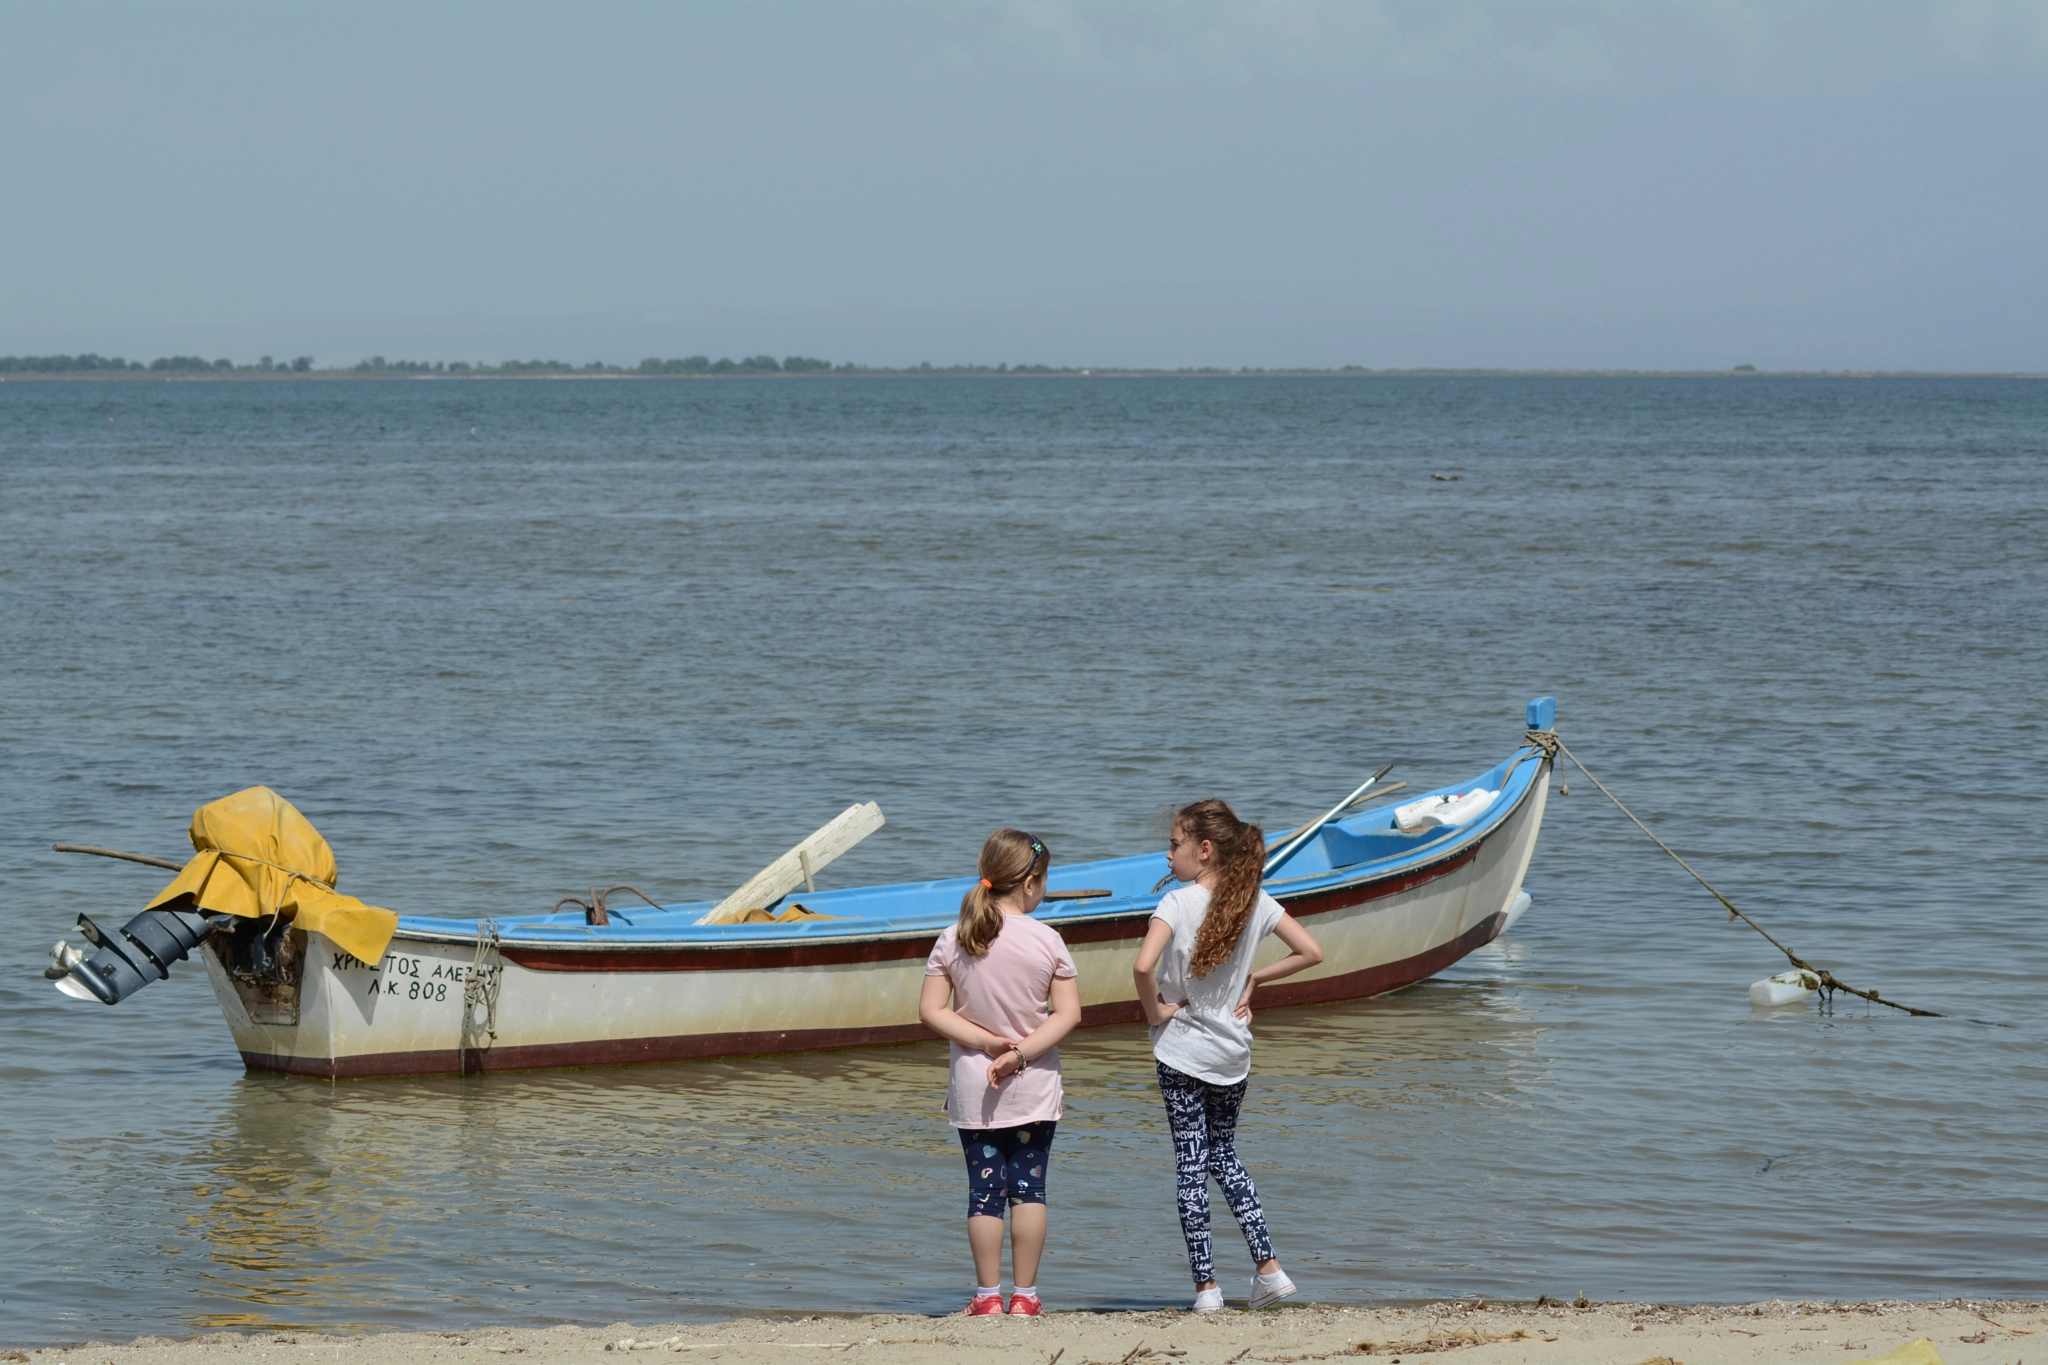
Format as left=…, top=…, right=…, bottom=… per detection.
left=3, top=366, right=2042, bottom=381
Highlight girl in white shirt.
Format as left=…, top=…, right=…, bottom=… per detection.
left=1133, top=798, right=1324, bottom=1313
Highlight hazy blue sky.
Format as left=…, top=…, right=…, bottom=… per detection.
left=2, top=1, right=2042, bottom=369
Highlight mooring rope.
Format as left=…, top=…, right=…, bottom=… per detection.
left=461, top=917, right=503, bottom=1053
left=1542, top=733, right=1941, bottom=1018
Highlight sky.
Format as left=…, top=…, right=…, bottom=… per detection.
left=1, top=1, right=2043, bottom=370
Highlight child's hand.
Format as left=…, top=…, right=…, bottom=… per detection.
left=980, top=1036, right=1020, bottom=1061
left=987, top=1045, right=1026, bottom=1088
left=1152, top=994, right=1184, bottom=1025
left=1235, top=981, right=1256, bottom=1023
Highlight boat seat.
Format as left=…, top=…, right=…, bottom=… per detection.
left=1318, top=824, right=1454, bottom=869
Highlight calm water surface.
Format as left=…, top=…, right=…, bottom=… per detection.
left=1, top=375, right=2042, bottom=1342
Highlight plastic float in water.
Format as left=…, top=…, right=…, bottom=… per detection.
left=1750, top=968, right=1821, bottom=1008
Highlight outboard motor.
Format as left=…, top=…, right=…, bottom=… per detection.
left=47, top=788, right=399, bottom=1011
left=49, top=907, right=220, bottom=1004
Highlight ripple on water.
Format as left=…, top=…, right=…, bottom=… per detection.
left=0, top=375, right=2042, bottom=1341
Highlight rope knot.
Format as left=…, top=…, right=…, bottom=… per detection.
left=1522, top=728, right=1560, bottom=758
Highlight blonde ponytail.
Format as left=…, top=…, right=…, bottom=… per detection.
left=956, top=828, right=1049, bottom=956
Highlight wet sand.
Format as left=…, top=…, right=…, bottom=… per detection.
left=15, top=1301, right=2042, bottom=1365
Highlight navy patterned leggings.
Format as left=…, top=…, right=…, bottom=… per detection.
left=1156, top=1061, right=1275, bottom=1285
left=959, top=1122, right=1056, bottom=1219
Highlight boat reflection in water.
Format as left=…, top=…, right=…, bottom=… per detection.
left=177, top=965, right=1554, bottom=1329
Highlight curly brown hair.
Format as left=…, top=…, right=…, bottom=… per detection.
left=1176, top=798, right=1266, bottom=977
left=956, top=828, right=1048, bottom=956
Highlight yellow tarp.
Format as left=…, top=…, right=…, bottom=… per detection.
left=737, top=903, right=841, bottom=923
left=145, top=786, right=399, bottom=965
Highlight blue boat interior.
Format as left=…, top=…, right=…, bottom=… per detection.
left=398, top=730, right=1550, bottom=947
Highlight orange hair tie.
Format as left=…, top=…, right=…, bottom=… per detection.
left=979, top=878, right=993, bottom=890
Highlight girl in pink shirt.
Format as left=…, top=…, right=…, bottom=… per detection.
left=919, top=829, right=1082, bottom=1318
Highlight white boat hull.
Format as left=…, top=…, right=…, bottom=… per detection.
left=205, top=757, right=1550, bottom=1079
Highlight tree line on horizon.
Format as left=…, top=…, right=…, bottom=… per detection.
left=0, top=353, right=314, bottom=374
left=6, top=352, right=1573, bottom=377
left=0, top=352, right=1114, bottom=376
left=347, top=354, right=840, bottom=374
left=1, top=352, right=853, bottom=375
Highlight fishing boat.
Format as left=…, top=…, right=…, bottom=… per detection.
left=50, top=700, right=1558, bottom=1079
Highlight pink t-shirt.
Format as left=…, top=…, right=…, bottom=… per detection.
left=924, top=913, right=1078, bottom=1128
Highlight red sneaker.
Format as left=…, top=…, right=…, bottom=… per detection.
left=1007, top=1294, right=1043, bottom=1317
left=964, top=1293, right=1006, bottom=1316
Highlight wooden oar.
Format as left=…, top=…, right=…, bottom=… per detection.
left=53, top=843, right=184, bottom=872
left=1041, top=889, right=1112, bottom=901
left=1262, top=762, right=1398, bottom=876
left=697, top=802, right=886, bottom=925
left=1265, top=782, right=1407, bottom=845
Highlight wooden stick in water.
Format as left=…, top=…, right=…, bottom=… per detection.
left=53, top=843, right=185, bottom=871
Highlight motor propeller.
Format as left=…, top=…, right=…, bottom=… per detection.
left=47, top=842, right=224, bottom=1004
left=55, top=906, right=220, bottom=1004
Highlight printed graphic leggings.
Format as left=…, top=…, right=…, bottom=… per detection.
left=1156, top=1061, right=1275, bottom=1285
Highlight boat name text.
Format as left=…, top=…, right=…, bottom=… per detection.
left=330, top=950, right=497, bottom=1002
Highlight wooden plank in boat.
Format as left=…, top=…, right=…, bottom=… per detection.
left=697, top=802, right=885, bottom=925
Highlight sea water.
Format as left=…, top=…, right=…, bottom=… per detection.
left=0, top=374, right=2041, bottom=1341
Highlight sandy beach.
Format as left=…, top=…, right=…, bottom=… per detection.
left=14, top=1302, right=2041, bottom=1365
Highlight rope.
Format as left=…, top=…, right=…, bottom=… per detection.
left=461, top=917, right=503, bottom=1057
left=552, top=883, right=670, bottom=925
left=206, top=848, right=339, bottom=891
left=1548, top=735, right=1941, bottom=1018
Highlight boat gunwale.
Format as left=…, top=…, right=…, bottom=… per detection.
left=386, top=745, right=1548, bottom=953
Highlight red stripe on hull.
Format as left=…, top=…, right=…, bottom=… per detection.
left=495, top=841, right=1482, bottom=973
left=239, top=909, right=1507, bottom=1080
left=1279, top=842, right=1479, bottom=918
left=241, top=1020, right=940, bottom=1080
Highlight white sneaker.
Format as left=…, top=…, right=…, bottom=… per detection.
left=1248, top=1270, right=1296, bottom=1309
left=1191, top=1287, right=1225, bottom=1313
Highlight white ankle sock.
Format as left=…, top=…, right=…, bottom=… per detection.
left=976, top=1285, right=1000, bottom=1298
left=1011, top=1285, right=1038, bottom=1299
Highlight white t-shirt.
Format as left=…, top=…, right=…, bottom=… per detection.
left=1148, top=884, right=1287, bottom=1086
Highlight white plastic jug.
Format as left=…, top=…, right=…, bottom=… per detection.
left=1394, top=787, right=1498, bottom=833
left=1749, top=969, right=1820, bottom=1007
